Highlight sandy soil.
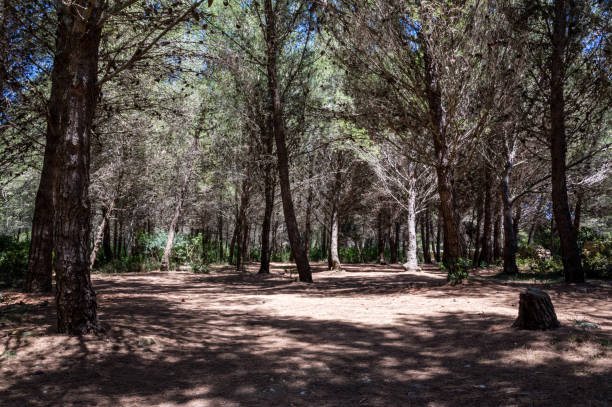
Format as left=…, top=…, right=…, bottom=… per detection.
left=1, top=262, right=610, bottom=406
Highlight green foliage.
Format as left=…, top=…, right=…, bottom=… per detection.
left=446, top=257, right=470, bottom=285
left=582, top=240, right=611, bottom=279
left=0, top=236, right=29, bottom=289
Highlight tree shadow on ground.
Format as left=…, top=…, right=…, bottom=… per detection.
left=1, top=268, right=610, bottom=406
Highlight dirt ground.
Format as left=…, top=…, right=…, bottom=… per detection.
left=1, top=262, right=611, bottom=407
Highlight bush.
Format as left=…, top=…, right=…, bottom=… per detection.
left=0, top=236, right=29, bottom=289
left=582, top=241, right=612, bottom=279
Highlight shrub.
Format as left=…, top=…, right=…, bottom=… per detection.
left=0, top=236, right=29, bottom=289
left=582, top=241, right=611, bottom=279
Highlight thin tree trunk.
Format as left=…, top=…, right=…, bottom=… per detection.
left=217, top=212, right=223, bottom=263
left=573, top=193, right=582, bottom=236
left=329, top=209, right=341, bottom=270
left=264, top=0, right=311, bottom=282
left=423, top=210, right=431, bottom=264
left=160, top=136, right=199, bottom=271
left=90, top=201, right=115, bottom=269
left=493, top=198, right=502, bottom=260
left=402, top=188, right=420, bottom=272
left=235, top=180, right=251, bottom=272
left=479, top=176, right=493, bottom=264
left=377, top=209, right=386, bottom=265
left=52, top=1, right=104, bottom=334
left=435, top=213, right=441, bottom=262
left=550, top=0, right=584, bottom=283
left=501, top=152, right=518, bottom=275
left=472, top=192, right=483, bottom=266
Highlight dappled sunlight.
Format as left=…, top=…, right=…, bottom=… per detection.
left=1, top=266, right=610, bottom=406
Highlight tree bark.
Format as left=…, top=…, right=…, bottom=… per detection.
left=493, top=198, right=502, bottom=260
left=235, top=180, right=251, bottom=272
left=264, top=0, right=311, bottom=282
left=52, top=1, right=104, bottom=334
left=501, top=153, right=518, bottom=275
left=472, top=193, right=483, bottom=266
left=391, top=221, right=401, bottom=264
left=329, top=209, right=341, bottom=270
left=573, top=193, right=582, bottom=236
left=435, top=213, right=441, bottom=262
left=550, top=0, right=584, bottom=283
left=423, top=43, right=463, bottom=279
left=377, top=209, right=387, bottom=265
left=25, top=139, right=57, bottom=293
left=513, top=288, right=560, bottom=330
left=402, top=187, right=420, bottom=272
left=90, top=202, right=115, bottom=269
left=479, top=174, right=493, bottom=265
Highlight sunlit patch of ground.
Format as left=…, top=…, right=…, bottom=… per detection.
left=1, top=262, right=610, bottom=406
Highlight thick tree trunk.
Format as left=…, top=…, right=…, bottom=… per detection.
left=52, top=1, right=104, bottom=334
left=550, top=0, right=584, bottom=283
left=501, top=154, right=518, bottom=275
left=513, top=288, right=560, bottom=330
left=423, top=45, right=463, bottom=279
left=160, top=136, right=198, bottom=271
left=402, top=189, right=420, bottom=272
left=513, top=201, right=522, bottom=242
left=264, top=0, right=311, bottom=282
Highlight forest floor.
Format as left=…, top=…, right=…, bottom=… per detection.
left=1, top=262, right=611, bottom=407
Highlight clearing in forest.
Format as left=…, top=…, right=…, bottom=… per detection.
left=1, top=263, right=611, bottom=406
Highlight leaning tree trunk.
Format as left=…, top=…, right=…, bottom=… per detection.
left=550, top=0, right=584, bottom=283
left=160, top=136, right=199, bottom=271
left=52, top=1, right=104, bottom=334
left=402, top=187, right=420, bottom=272
left=512, top=288, right=560, bottom=330
left=264, top=0, right=311, bottom=282
left=90, top=200, right=115, bottom=269
left=25, top=139, right=57, bottom=293
left=501, top=149, right=518, bottom=275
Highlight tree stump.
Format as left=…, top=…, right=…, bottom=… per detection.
left=512, top=288, right=560, bottom=330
